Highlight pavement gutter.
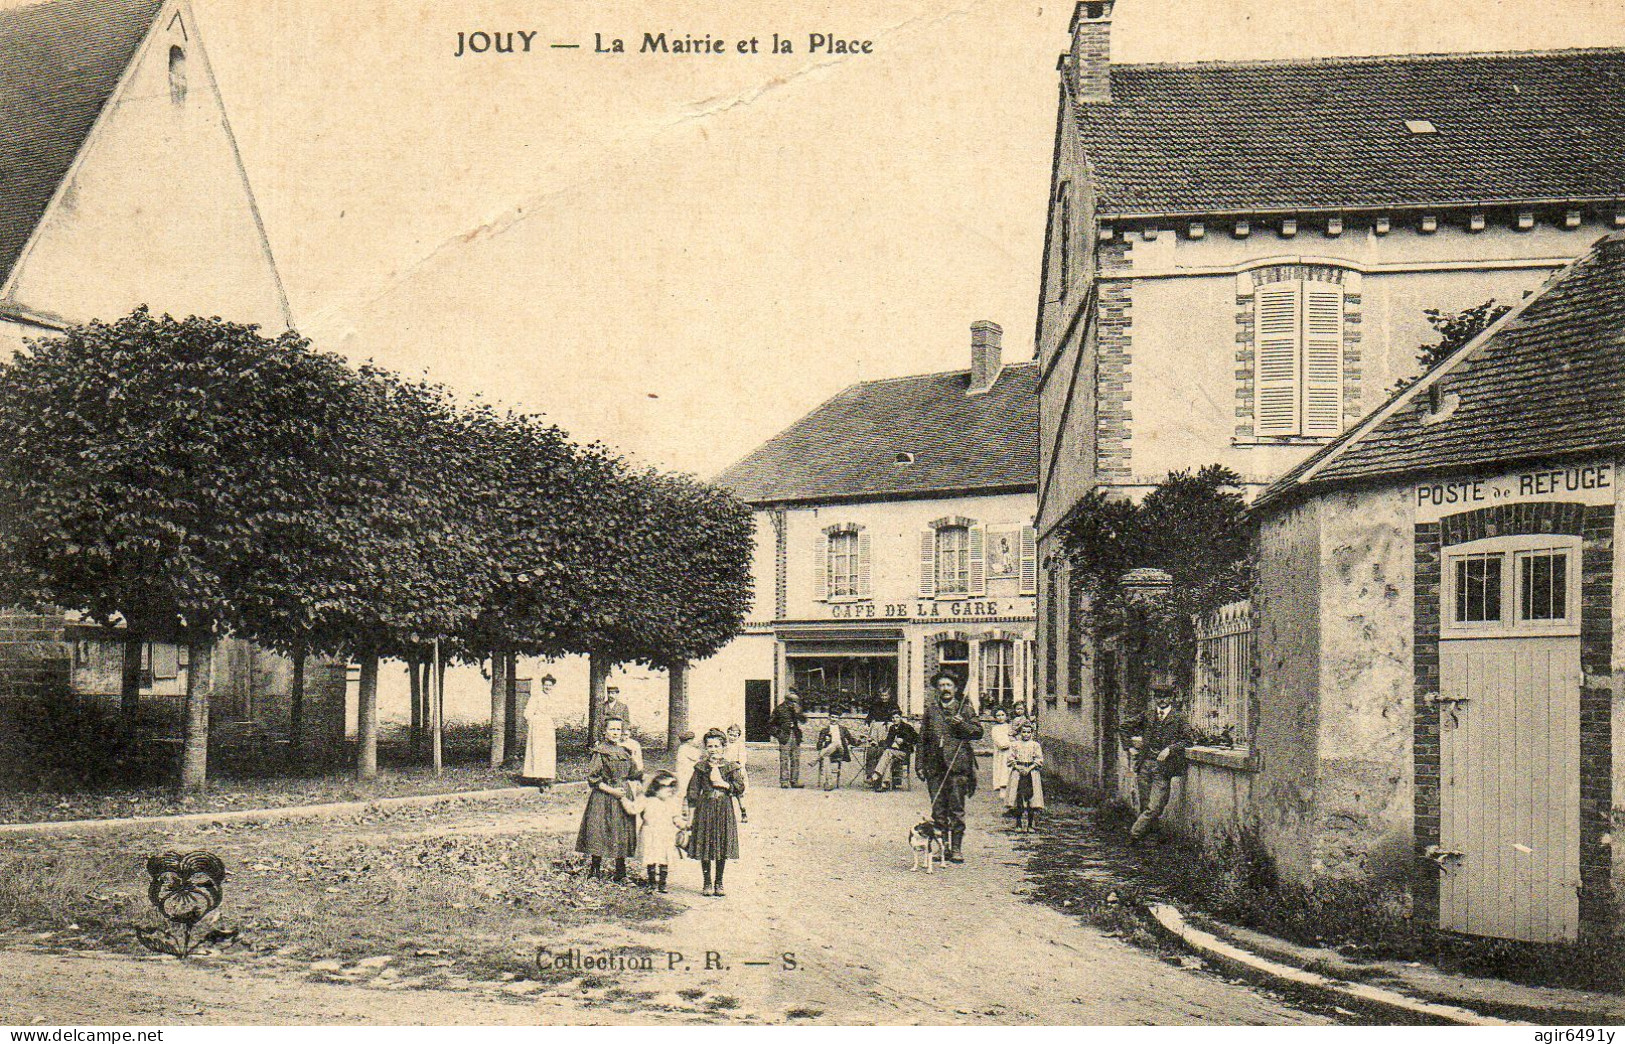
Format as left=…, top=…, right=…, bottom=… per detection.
left=0, top=780, right=585, bottom=836
left=1146, top=902, right=1526, bottom=1027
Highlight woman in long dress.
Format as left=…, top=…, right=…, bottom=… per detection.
left=686, top=728, right=745, bottom=898
left=522, top=674, right=557, bottom=789
left=575, top=717, right=641, bottom=881
left=989, top=707, right=1013, bottom=797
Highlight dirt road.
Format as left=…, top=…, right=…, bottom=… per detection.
left=0, top=749, right=1327, bottom=1025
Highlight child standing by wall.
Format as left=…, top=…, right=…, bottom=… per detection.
left=686, top=728, right=745, bottom=897
left=1005, top=721, right=1046, bottom=832
left=638, top=771, right=684, bottom=893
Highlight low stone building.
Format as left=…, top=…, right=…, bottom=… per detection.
left=1243, top=232, right=1625, bottom=943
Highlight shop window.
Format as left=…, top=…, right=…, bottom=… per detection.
left=1253, top=278, right=1344, bottom=437
left=982, top=640, right=1016, bottom=710
left=789, top=656, right=895, bottom=715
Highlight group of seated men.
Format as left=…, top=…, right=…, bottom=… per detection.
left=814, top=708, right=919, bottom=791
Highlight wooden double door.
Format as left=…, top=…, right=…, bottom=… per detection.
left=1438, top=535, right=1581, bottom=943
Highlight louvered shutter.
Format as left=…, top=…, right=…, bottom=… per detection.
left=857, top=531, right=872, bottom=598
left=968, top=525, right=986, bottom=595
left=919, top=530, right=936, bottom=598
left=1254, top=282, right=1301, bottom=435
left=1019, top=526, right=1038, bottom=595
left=813, top=534, right=828, bottom=602
left=1302, top=284, right=1345, bottom=436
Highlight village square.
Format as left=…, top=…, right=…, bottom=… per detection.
left=1, top=0, right=1624, bottom=1030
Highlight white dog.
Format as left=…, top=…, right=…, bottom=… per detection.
left=908, top=820, right=946, bottom=873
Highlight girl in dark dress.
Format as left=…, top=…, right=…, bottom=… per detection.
left=576, top=717, right=641, bottom=880
left=685, top=728, right=745, bottom=897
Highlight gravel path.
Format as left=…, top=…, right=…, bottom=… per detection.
left=0, top=750, right=1329, bottom=1026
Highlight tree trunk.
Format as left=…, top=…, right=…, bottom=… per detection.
left=431, top=645, right=444, bottom=776
left=356, top=653, right=379, bottom=781
left=179, top=637, right=212, bottom=792
left=488, top=652, right=506, bottom=768
left=667, top=660, right=690, bottom=753
left=408, top=657, right=422, bottom=754
left=504, top=653, right=519, bottom=765
left=119, top=632, right=143, bottom=742
left=288, top=649, right=306, bottom=766
left=588, top=653, right=611, bottom=746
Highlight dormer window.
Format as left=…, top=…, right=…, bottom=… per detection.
left=169, top=45, right=188, bottom=105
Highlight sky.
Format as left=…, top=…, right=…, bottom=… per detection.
left=167, top=0, right=1625, bottom=479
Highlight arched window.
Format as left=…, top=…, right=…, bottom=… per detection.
left=168, top=45, right=188, bottom=105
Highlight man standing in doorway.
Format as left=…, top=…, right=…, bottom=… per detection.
left=1124, top=674, right=1190, bottom=844
left=769, top=692, right=808, bottom=788
left=918, top=671, right=982, bottom=863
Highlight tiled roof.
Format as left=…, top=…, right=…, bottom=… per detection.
left=0, top=0, right=164, bottom=287
left=716, top=363, right=1038, bottom=505
left=1256, top=231, right=1625, bottom=509
left=1077, top=49, right=1625, bottom=217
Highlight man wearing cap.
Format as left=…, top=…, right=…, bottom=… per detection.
left=1121, top=674, right=1191, bottom=844
left=769, top=692, right=808, bottom=788
left=918, top=671, right=982, bottom=863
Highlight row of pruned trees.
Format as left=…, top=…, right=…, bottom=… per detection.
left=0, top=309, right=754, bottom=789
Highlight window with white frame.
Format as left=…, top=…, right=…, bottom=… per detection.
left=981, top=639, right=1016, bottom=709
left=1444, top=536, right=1579, bottom=636
left=828, top=530, right=859, bottom=597
left=816, top=524, right=870, bottom=601
left=1254, top=277, right=1345, bottom=437
left=936, top=526, right=970, bottom=595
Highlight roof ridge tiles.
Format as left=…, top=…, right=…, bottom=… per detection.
left=1106, top=44, right=1625, bottom=75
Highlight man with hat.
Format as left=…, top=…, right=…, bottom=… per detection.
left=1119, top=672, right=1191, bottom=844
left=917, top=670, right=983, bottom=863
left=768, top=692, right=808, bottom=788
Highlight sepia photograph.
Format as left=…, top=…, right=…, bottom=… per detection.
left=0, top=0, right=1624, bottom=1031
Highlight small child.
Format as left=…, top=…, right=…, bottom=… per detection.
left=725, top=723, right=750, bottom=822
left=1005, top=721, right=1046, bottom=832
left=638, top=771, right=684, bottom=893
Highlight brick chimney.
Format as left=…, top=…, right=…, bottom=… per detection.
left=968, top=321, right=1003, bottom=394
left=1070, top=0, right=1114, bottom=103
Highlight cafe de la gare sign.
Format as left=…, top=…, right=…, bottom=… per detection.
left=1414, top=461, right=1614, bottom=523
left=828, top=599, right=1032, bottom=620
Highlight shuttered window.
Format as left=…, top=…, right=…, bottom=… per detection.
left=936, top=526, right=970, bottom=595
left=821, top=526, right=871, bottom=600
left=828, top=531, right=859, bottom=598
left=1253, top=279, right=1346, bottom=437
left=1018, top=526, right=1038, bottom=595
